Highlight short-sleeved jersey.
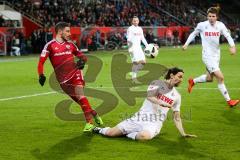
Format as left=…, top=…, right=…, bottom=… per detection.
left=37, top=39, right=86, bottom=83
left=185, top=20, right=235, bottom=57
left=139, top=80, right=181, bottom=122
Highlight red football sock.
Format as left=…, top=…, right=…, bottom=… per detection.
left=91, top=110, right=97, bottom=117
left=79, top=98, right=98, bottom=116
left=78, top=97, right=94, bottom=123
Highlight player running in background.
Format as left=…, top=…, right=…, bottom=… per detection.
left=182, top=7, right=239, bottom=107
left=127, top=16, right=148, bottom=84
left=37, top=22, right=103, bottom=132
left=93, top=67, right=197, bottom=140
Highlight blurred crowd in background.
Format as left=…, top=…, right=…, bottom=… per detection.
left=0, top=0, right=239, bottom=55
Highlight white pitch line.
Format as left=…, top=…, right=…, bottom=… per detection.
left=179, top=87, right=240, bottom=90
left=0, top=87, right=239, bottom=102
left=0, top=57, right=37, bottom=63
left=0, top=91, right=56, bottom=102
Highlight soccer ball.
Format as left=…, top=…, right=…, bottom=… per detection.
left=144, top=43, right=159, bottom=58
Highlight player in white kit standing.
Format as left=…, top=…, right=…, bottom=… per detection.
left=127, top=16, right=148, bottom=84
left=182, top=7, right=239, bottom=107
left=93, top=67, right=197, bottom=140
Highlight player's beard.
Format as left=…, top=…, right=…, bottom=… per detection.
left=62, top=35, right=70, bottom=41
left=174, top=82, right=181, bottom=87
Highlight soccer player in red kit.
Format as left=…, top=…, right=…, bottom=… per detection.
left=37, top=22, right=103, bottom=132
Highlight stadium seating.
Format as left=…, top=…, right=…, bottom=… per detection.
left=5, top=0, right=236, bottom=27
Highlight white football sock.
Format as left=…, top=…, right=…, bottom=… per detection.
left=99, top=127, right=110, bottom=135
left=132, top=64, right=144, bottom=79
left=137, top=63, right=144, bottom=70
left=218, top=83, right=230, bottom=101
left=126, top=132, right=138, bottom=140
left=132, top=72, right=137, bottom=79
left=193, top=74, right=207, bottom=83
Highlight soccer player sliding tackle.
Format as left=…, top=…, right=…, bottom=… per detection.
left=93, top=68, right=197, bottom=140
left=182, top=7, right=239, bottom=107
left=37, top=22, right=103, bottom=132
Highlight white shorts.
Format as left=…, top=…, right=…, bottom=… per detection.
left=129, top=47, right=145, bottom=62
left=202, top=55, right=220, bottom=73
left=117, top=115, right=163, bottom=139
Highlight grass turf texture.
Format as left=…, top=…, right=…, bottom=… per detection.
left=0, top=44, right=240, bottom=160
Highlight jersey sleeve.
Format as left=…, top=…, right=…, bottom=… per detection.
left=127, top=27, right=132, bottom=43
left=184, top=23, right=202, bottom=46
left=141, top=28, right=148, bottom=47
left=220, top=23, right=235, bottom=47
left=37, top=43, right=50, bottom=75
left=172, top=94, right=181, bottom=112
left=71, top=42, right=87, bottom=62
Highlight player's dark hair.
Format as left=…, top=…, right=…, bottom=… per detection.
left=207, top=7, right=220, bottom=16
left=165, top=67, right=184, bottom=80
left=55, top=22, right=70, bottom=33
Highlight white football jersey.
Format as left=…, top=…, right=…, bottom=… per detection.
left=185, top=20, right=235, bottom=57
left=138, top=80, right=181, bottom=122
left=127, top=25, right=148, bottom=49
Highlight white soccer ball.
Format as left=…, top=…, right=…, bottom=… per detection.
left=144, top=43, right=159, bottom=58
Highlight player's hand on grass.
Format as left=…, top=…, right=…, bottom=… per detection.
left=182, top=133, right=197, bottom=138
left=39, top=74, right=46, bottom=86
left=182, top=45, right=188, bottom=50
left=229, top=46, right=236, bottom=55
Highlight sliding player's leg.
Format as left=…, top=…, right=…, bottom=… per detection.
left=93, top=126, right=124, bottom=137
left=94, top=126, right=153, bottom=140
left=94, top=118, right=140, bottom=138
left=135, top=130, right=153, bottom=140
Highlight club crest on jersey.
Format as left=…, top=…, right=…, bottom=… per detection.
left=66, top=45, right=71, bottom=49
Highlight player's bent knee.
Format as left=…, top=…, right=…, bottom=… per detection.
left=106, top=128, right=123, bottom=137
left=136, top=131, right=152, bottom=140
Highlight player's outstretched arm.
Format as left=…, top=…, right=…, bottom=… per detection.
left=182, top=31, right=197, bottom=51
left=221, top=23, right=236, bottom=55
left=182, top=24, right=201, bottom=51
left=173, top=111, right=197, bottom=138
left=141, top=30, right=148, bottom=47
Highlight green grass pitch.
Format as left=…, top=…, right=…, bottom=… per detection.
left=0, top=44, right=240, bottom=160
